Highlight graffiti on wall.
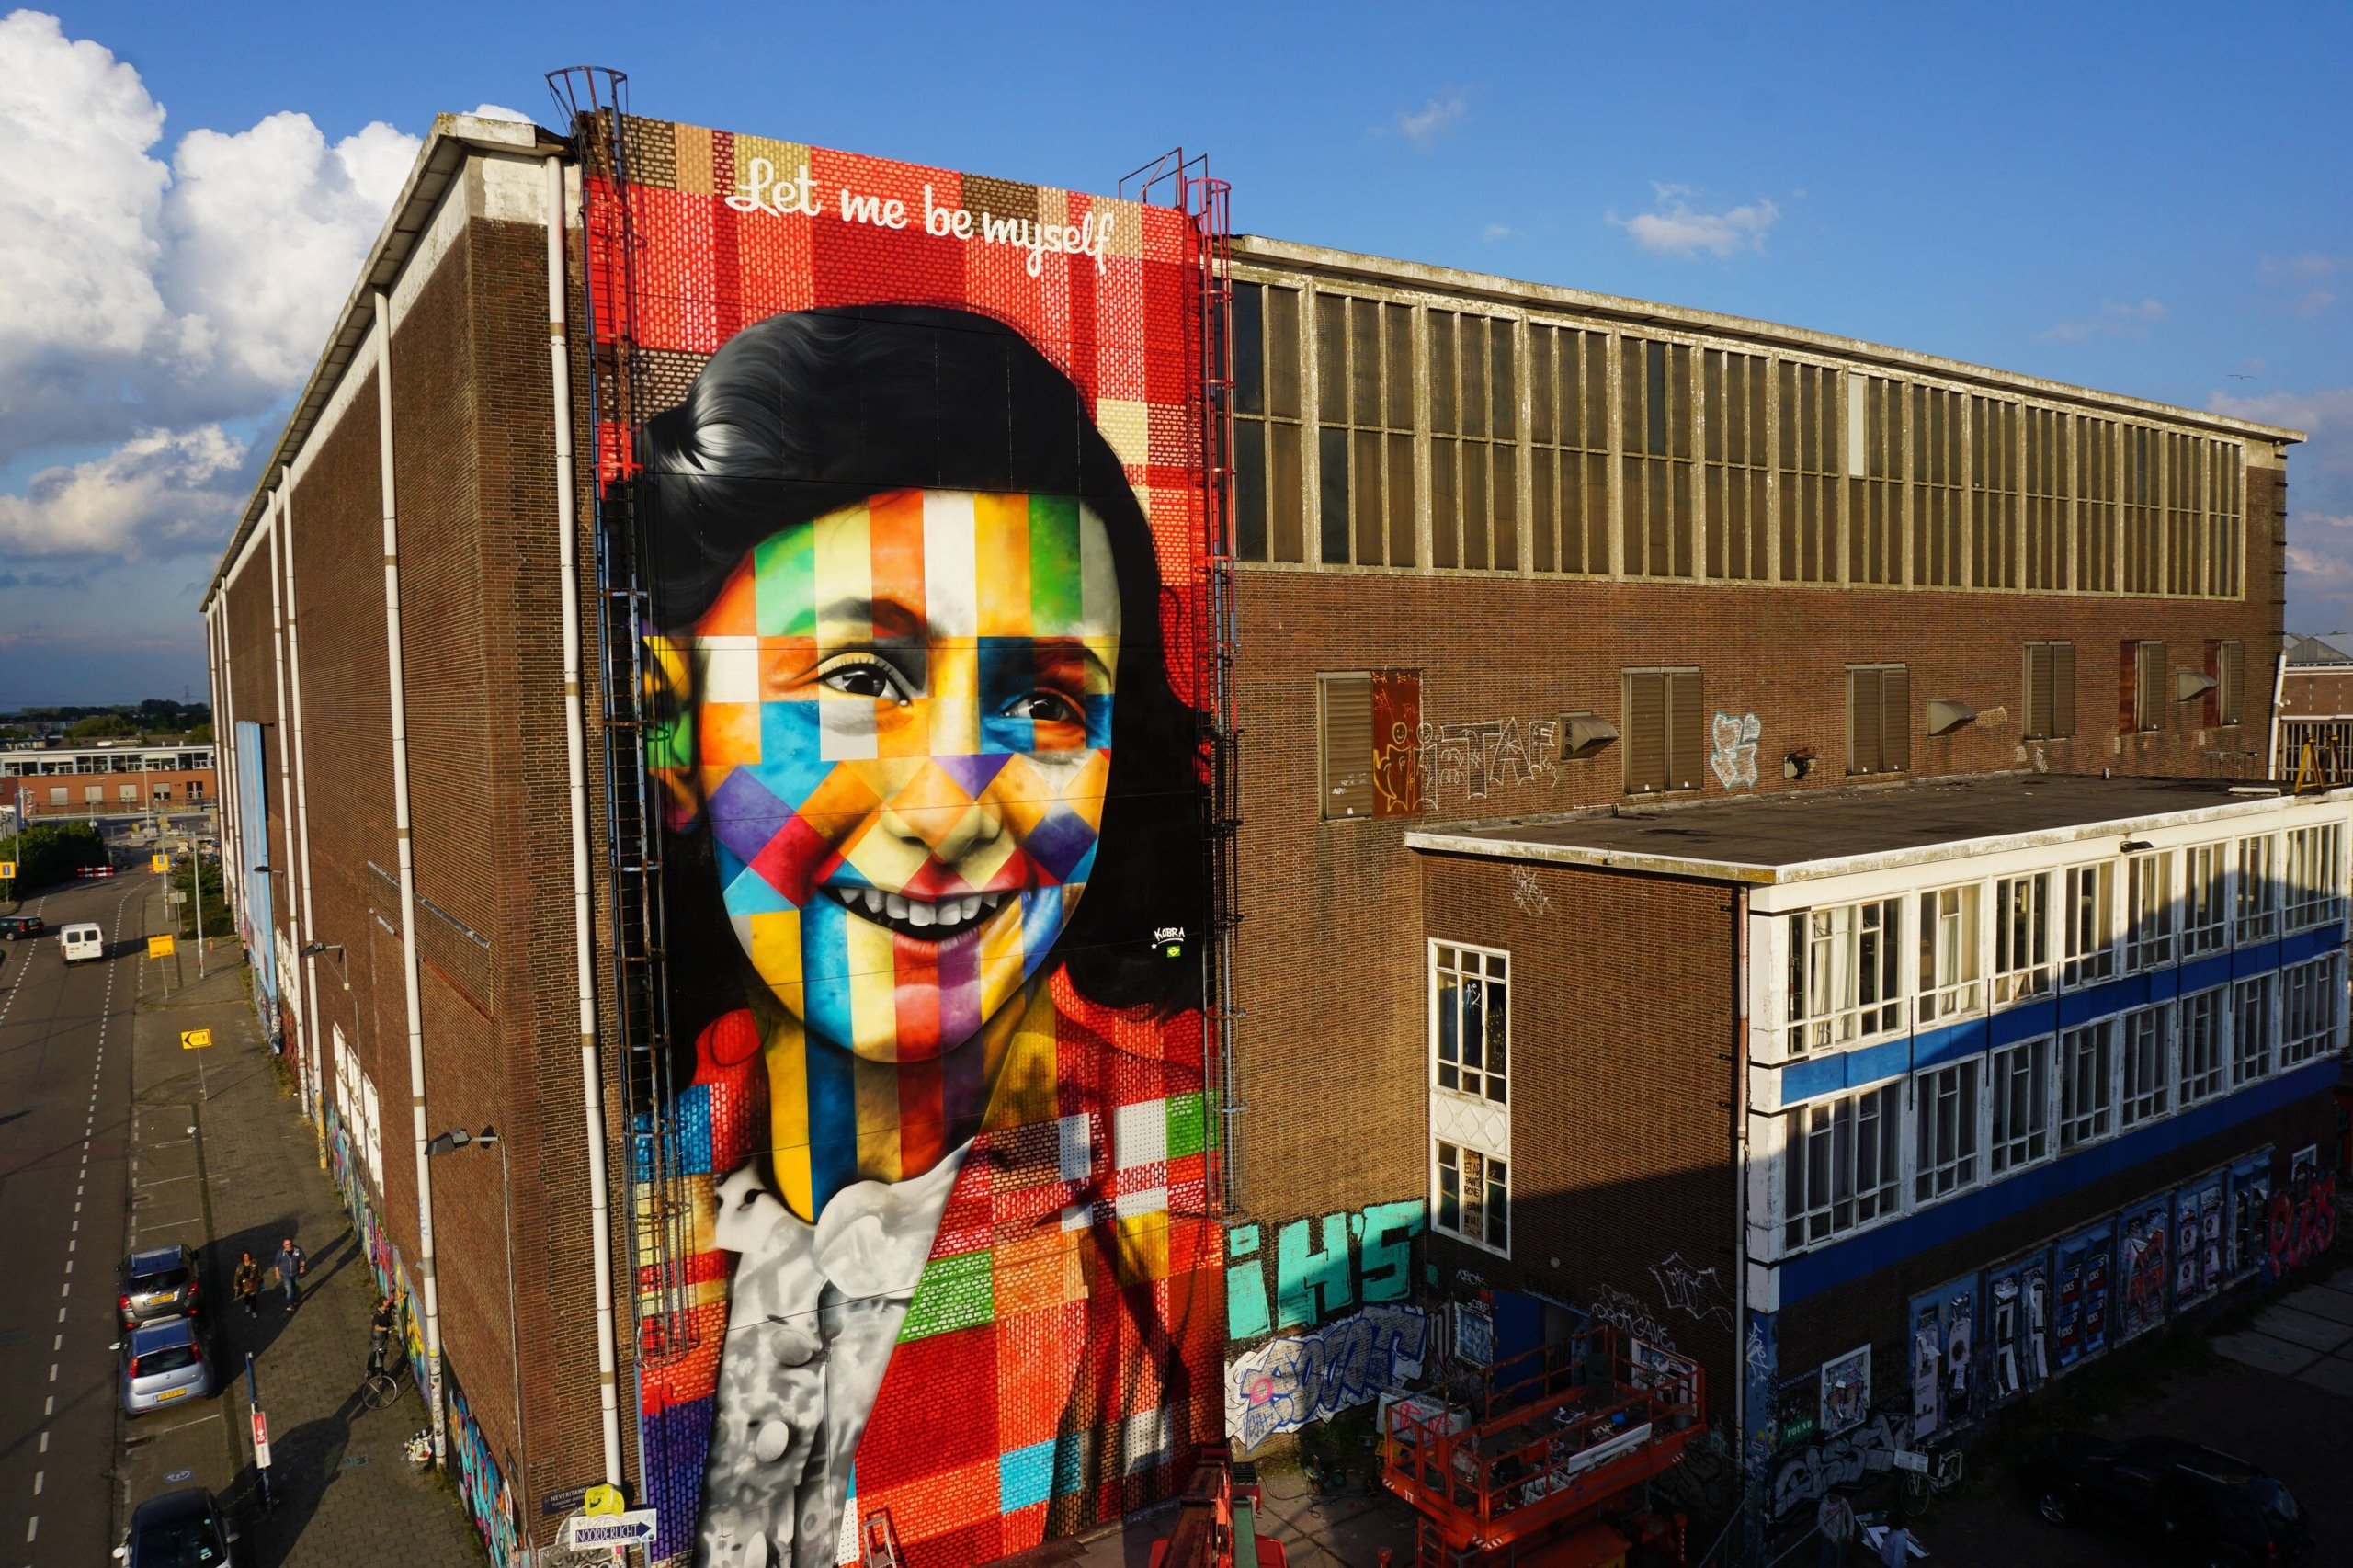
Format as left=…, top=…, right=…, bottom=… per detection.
left=1509, top=866, right=1552, bottom=916
left=2052, top=1220, right=2114, bottom=1372
left=606, top=123, right=1222, bottom=1568
left=1224, top=1305, right=1429, bottom=1451
left=1984, top=1250, right=2052, bottom=1409
left=1419, top=717, right=1563, bottom=801
left=1708, top=712, right=1761, bottom=791
left=1649, top=1251, right=1733, bottom=1328
left=1226, top=1200, right=1425, bottom=1341
left=1372, top=672, right=1425, bottom=816
left=2268, top=1167, right=2339, bottom=1278
left=2118, top=1197, right=2171, bottom=1342
left=2174, top=1175, right=2225, bottom=1311
left=1593, top=1284, right=1682, bottom=1354
left=1768, top=1409, right=1909, bottom=1520
left=447, top=1371, right=523, bottom=1568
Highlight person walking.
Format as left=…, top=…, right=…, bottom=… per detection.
left=1816, top=1488, right=1858, bottom=1568
left=232, top=1250, right=261, bottom=1317
left=274, top=1236, right=308, bottom=1311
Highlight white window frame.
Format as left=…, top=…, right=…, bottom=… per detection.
left=2120, top=1003, right=2172, bottom=1128
left=2181, top=842, right=2228, bottom=958
left=1782, top=1083, right=1903, bottom=1250
left=1431, top=941, right=1509, bottom=1106
left=2285, top=824, right=2345, bottom=931
left=1992, top=872, right=2052, bottom=1005
left=1788, top=898, right=1906, bottom=1053
left=2178, top=986, right=2226, bottom=1106
left=2124, top=852, right=2175, bottom=972
left=1910, top=1058, right=1982, bottom=1204
left=1435, top=1138, right=1510, bottom=1256
left=2235, top=834, right=2279, bottom=944
left=2279, top=954, right=2343, bottom=1071
left=2062, top=861, right=2118, bottom=987
left=1915, top=884, right=1983, bottom=1025
left=2232, top=973, right=2274, bottom=1085
left=1988, top=1037, right=2053, bottom=1176
left=2058, top=1018, right=2117, bottom=1150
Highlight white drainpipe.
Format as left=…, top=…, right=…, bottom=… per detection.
left=265, top=497, right=307, bottom=1113
left=372, top=287, right=445, bottom=1460
left=280, top=465, right=327, bottom=1146
left=548, top=151, right=626, bottom=1488
left=2269, top=644, right=2291, bottom=781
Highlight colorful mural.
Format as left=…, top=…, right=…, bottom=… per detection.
left=1223, top=1200, right=1425, bottom=1341
left=447, top=1369, right=525, bottom=1568
left=594, top=120, right=1221, bottom=1568
left=2117, top=1195, right=2172, bottom=1342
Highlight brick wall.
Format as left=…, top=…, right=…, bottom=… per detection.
left=2282, top=669, right=2353, bottom=716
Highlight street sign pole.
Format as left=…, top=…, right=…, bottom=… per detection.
left=244, top=1353, right=273, bottom=1511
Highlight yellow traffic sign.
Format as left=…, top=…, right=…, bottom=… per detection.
left=147, top=934, right=176, bottom=960
left=582, top=1483, right=626, bottom=1517
left=151, top=853, right=168, bottom=873
left=0, top=861, right=13, bottom=880
left=180, top=1028, right=212, bottom=1051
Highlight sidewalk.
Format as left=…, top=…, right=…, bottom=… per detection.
left=125, top=892, right=483, bottom=1566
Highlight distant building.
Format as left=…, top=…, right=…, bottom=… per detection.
left=0, top=743, right=214, bottom=818
left=2279, top=634, right=2353, bottom=785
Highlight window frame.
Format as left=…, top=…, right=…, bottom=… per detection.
left=1430, top=940, right=1509, bottom=1106
left=1915, top=883, right=1983, bottom=1025
left=1988, top=1036, right=2053, bottom=1176
left=1622, top=666, right=1704, bottom=796
left=1434, top=1138, right=1510, bottom=1256
left=2022, top=640, right=2077, bottom=741
left=2120, top=1003, right=2172, bottom=1128
left=1316, top=671, right=1376, bottom=821
left=2235, top=834, right=2279, bottom=943
left=1788, top=898, right=1907, bottom=1053
left=1993, top=872, right=2052, bottom=1005
left=2058, top=1018, right=2118, bottom=1151
left=2231, top=973, right=2274, bottom=1086
left=1911, top=1058, right=1982, bottom=1204
left=2284, top=823, right=2345, bottom=932
left=2123, top=852, right=2175, bottom=972
left=2177, top=986, right=2226, bottom=1106
left=2181, top=841, right=2228, bottom=959
left=1782, top=1083, right=1903, bottom=1251
left=1846, top=664, right=1912, bottom=777
left=2279, top=953, right=2343, bottom=1071
left=2061, top=861, right=2118, bottom=988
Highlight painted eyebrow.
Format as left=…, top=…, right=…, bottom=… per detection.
left=1023, top=638, right=1114, bottom=685
left=814, top=596, right=926, bottom=641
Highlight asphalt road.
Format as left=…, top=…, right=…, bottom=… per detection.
left=0, top=875, right=146, bottom=1561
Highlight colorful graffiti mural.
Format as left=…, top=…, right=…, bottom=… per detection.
left=2117, top=1195, right=2171, bottom=1343
left=1224, top=1200, right=1424, bottom=1341
left=1768, top=1407, right=1906, bottom=1521
left=447, top=1369, right=525, bottom=1568
left=601, top=121, right=1221, bottom=1568
left=2268, top=1165, right=2339, bottom=1278
left=1224, top=1304, right=1429, bottom=1451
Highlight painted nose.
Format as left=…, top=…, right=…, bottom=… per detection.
left=876, top=761, right=1006, bottom=868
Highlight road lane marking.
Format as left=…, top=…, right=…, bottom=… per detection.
left=30, top=1471, right=39, bottom=1495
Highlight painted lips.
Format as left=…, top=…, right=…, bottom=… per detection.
left=820, top=883, right=1013, bottom=942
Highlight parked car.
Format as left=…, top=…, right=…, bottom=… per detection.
left=2018, top=1432, right=2312, bottom=1564
left=60, top=921, right=103, bottom=961
left=118, top=1244, right=199, bottom=1328
left=0, top=915, right=43, bottom=939
left=119, top=1316, right=214, bottom=1415
left=113, top=1486, right=235, bottom=1565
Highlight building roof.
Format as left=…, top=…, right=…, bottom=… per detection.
left=2285, top=633, right=2353, bottom=667
left=1234, top=235, right=2307, bottom=449
left=1404, top=773, right=2352, bottom=885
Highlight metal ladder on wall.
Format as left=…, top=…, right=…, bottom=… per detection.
left=860, top=1509, right=906, bottom=1568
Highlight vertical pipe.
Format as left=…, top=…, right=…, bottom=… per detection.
left=281, top=465, right=327, bottom=1146
left=548, top=152, right=625, bottom=1488
left=2270, top=642, right=2290, bottom=781
left=1732, top=881, right=1755, bottom=1556
left=372, top=288, right=445, bottom=1460
left=265, top=495, right=308, bottom=1117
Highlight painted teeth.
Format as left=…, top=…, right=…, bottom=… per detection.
left=828, top=886, right=1009, bottom=934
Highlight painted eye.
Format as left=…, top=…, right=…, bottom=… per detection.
left=819, top=659, right=910, bottom=704
left=1005, top=691, right=1085, bottom=727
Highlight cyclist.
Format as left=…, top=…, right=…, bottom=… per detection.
left=366, top=1293, right=398, bottom=1378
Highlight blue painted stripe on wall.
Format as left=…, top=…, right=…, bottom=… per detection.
left=1777, top=1060, right=2336, bottom=1305
left=1779, top=924, right=2343, bottom=1108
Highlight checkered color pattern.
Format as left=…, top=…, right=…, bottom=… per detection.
left=591, top=118, right=1221, bottom=1568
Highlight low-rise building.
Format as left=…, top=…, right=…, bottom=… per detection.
left=0, top=743, right=215, bottom=816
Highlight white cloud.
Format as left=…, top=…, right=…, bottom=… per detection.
left=2039, top=298, right=2170, bottom=343
left=2260, top=253, right=2343, bottom=317
left=0, top=9, right=419, bottom=562
left=469, top=102, right=533, bottom=124
left=1393, top=95, right=1466, bottom=150
left=1610, top=184, right=1779, bottom=259
left=0, top=425, right=247, bottom=558
left=1481, top=222, right=1514, bottom=243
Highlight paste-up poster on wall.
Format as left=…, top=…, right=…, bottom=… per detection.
left=2118, top=1196, right=2173, bottom=1342
left=2173, top=1173, right=2226, bottom=1310
left=1905, top=1275, right=1978, bottom=1439
left=1983, top=1248, right=2051, bottom=1409
left=2052, top=1221, right=2114, bottom=1373
left=2227, top=1150, right=2275, bottom=1287
left=1819, top=1346, right=1870, bottom=1437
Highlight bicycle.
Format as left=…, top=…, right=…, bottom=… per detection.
left=361, top=1351, right=404, bottom=1411
left=1899, top=1442, right=1966, bottom=1516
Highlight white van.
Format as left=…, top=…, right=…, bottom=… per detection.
left=60, top=924, right=104, bottom=964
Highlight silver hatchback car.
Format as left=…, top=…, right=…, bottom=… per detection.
left=119, top=1317, right=214, bottom=1415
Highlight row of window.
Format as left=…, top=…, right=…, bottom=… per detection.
left=1233, top=278, right=2251, bottom=598
left=1786, top=824, right=2346, bottom=1054
left=1787, top=954, right=2343, bottom=1250
left=0, top=752, right=214, bottom=776
left=1315, top=637, right=2249, bottom=819
left=28, top=781, right=208, bottom=804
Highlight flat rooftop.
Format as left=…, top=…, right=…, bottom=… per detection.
left=1404, top=774, right=2353, bottom=884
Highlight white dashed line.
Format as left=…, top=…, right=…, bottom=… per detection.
left=30, top=1471, right=40, bottom=1495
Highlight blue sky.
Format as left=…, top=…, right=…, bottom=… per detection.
left=5, top=1, right=2349, bottom=704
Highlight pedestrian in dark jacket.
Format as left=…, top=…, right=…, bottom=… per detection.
left=233, top=1251, right=261, bottom=1317
left=274, top=1237, right=307, bottom=1310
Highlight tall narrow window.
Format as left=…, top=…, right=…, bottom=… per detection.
left=1994, top=872, right=2052, bottom=1004
left=1783, top=1085, right=1901, bottom=1247
left=2178, top=988, right=2225, bottom=1105
left=2211, top=640, right=2245, bottom=727
left=1971, top=395, right=2020, bottom=590
left=2235, top=834, right=2279, bottom=942
left=2121, top=1004, right=2171, bottom=1128
left=1431, top=943, right=1508, bottom=1105
left=1230, top=280, right=1306, bottom=562
left=1430, top=311, right=1515, bottom=571
left=2122, top=425, right=2161, bottom=594
left=1776, top=360, right=1839, bottom=583
left=1623, top=668, right=1704, bottom=794
left=2075, top=415, right=2118, bottom=593
left=2233, top=974, right=2275, bottom=1085
left=1848, top=375, right=1903, bottom=585
left=1620, top=336, right=1694, bottom=578
left=1847, top=665, right=1911, bottom=776
left=2023, top=406, right=2072, bottom=590
left=1916, top=884, right=1982, bottom=1023
left=1912, top=1059, right=1982, bottom=1202
left=2123, top=640, right=2165, bottom=733
left=1317, top=670, right=1423, bottom=821
left=1989, top=1038, right=2052, bottom=1175
left=1436, top=1141, right=1509, bottom=1253
left=2163, top=431, right=2204, bottom=597
left=1318, top=672, right=1374, bottom=820
left=1528, top=322, right=1610, bottom=574
left=1705, top=347, right=1771, bottom=581
left=2023, top=641, right=2077, bottom=740
left=1316, top=293, right=1417, bottom=567
left=1788, top=899, right=1905, bottom=1051
left=2125, top=853, right=2175, bottom=971
left=2059, top=1020, right=2116, bottom=1149
left=2207, top=438, right=2244, bottom=597
left=2280, top=954, right=2343, bottom=1070
left=2063, top=862, right=2117, bottom=986
left=1910, top=385, right=1961, bottom=586
left=2285, top=822, right=2345, bottom=930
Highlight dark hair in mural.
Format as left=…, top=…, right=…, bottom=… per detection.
left=635, top=304, right=1205, bottom=1056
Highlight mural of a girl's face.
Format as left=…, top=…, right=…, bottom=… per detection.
left=656, top=487, right=1120, bottom=1063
